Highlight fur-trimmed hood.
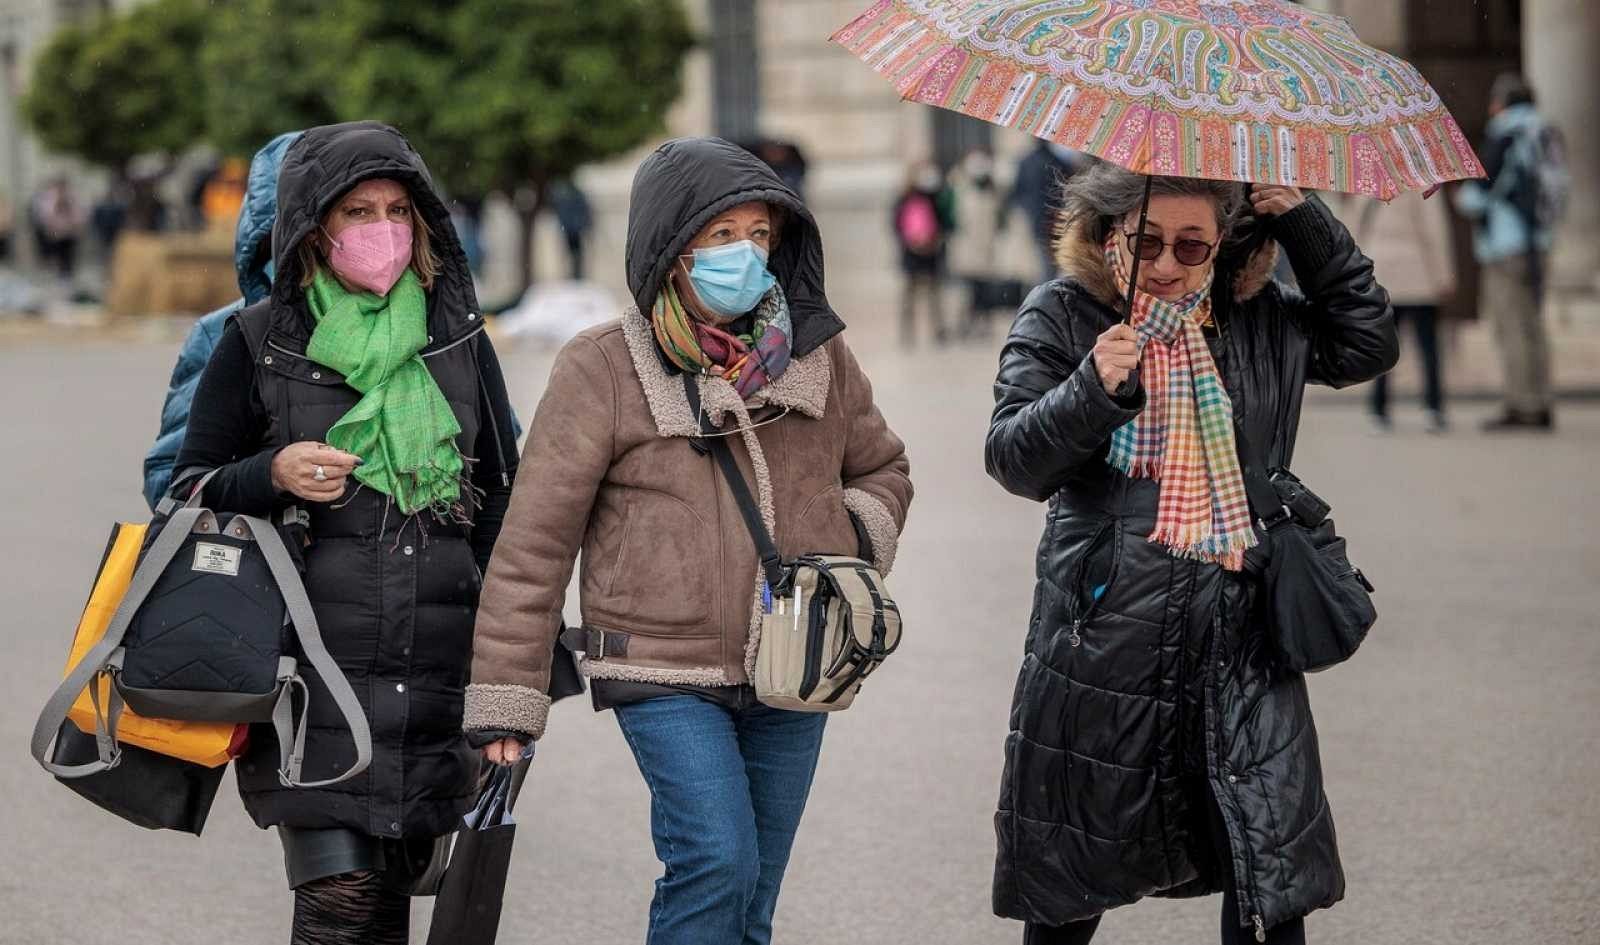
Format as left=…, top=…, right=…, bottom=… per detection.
left=1053, top=219, right=1280, bottom=308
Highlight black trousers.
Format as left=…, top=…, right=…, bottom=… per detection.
left=1370, top=303, right=1443, bottom=417
left=1022, top=790, right=1307, bottom=945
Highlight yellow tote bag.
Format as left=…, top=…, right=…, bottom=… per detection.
left=61, top=522, right=240, bottom=768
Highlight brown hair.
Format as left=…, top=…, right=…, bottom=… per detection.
left=297, top=195, right=441, bottom=290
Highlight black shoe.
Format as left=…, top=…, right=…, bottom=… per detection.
left=1481, top=410, right=1554, bottom=432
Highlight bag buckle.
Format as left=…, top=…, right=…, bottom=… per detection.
left=586, top=628, right=607, bottom=661
left=1257, top=504, right=1295, bottom=530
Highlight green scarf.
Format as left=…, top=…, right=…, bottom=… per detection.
left=305, top=268, right=464, bottom=516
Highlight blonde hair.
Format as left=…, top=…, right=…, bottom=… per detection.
left=298, top=199, right=441, bottom=290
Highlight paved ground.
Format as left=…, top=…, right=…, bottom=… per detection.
left=1, top=326, right=1596, bottom=945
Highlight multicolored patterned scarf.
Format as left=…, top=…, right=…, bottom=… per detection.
left=652, top=279, right=793, bottom=399
left=305, top=267, right=464, bottom=517
left=1104, top=235, right=1256, bottom=571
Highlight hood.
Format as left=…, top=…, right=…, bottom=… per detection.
left=269, top=121, right=480, bottom=345
left=233, top=131, right=301, bottom=305
left=625, top=136, right=843, bottom=358
left=1053, top=218, right=1279, bottom=309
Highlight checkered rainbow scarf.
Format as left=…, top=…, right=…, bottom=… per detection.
left=1104, top=235, right=1256, bottom=571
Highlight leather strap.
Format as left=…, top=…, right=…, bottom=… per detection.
left=681, top=373, right=787, bottom=593
left=1231, top=420, right=1294, bottom=531
left=242, top=513, right=372, bottom=788
left=559, top=624, right=629, bottom=660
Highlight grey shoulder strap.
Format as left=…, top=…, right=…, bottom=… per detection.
left=240, top=515, right=372, bottom=788
left=30, top=506, right=206, bottom=777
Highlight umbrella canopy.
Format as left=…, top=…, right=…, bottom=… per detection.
left=832, top=0, right=1483, bottom=199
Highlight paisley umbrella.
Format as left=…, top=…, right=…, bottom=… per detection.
left=831, top=0, right=1483, bottom=200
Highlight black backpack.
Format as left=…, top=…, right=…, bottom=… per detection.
left=33, top=482, right=371, bottom=789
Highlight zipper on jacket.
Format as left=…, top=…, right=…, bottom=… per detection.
left=1207, top=604, right=1267, bottom=939
left=468, top=334, right=511, bottom=487
left=421, top=325, right=486, bottom=358
left=1067, top=519, right=1119, bottom=647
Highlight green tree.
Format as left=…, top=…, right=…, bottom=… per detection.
left=207, top=0, right=695, bottom=295
left=198, top=0, right=343, bottom=157
left=21, top=0, right=209, bottom=229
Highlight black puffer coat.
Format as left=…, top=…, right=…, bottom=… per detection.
left=987, top=197, right=1396, bottom=933
left=180, top=122, right=513, bottom=840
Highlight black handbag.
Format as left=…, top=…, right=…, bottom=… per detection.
left=49, top=719, right=225, bottom=835
left=1237, top=432, right=1377, bottom=673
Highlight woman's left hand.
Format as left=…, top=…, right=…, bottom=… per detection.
left=1251, top=185, right=1306, bottom=217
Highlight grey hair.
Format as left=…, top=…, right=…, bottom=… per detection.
left=1058, top=160, right=1247, bottom=248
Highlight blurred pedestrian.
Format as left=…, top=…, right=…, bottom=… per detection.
left=946, top=147, right=1007, bottom=338
left=90, top=183, right=128, bottom=256
left=893, top=160, right=955, bottom=346
left=142, top=132, right=300, bottom=509
left=177, top=121, right=571, bottom=945
left=550, top=179, right=593, bottom=281
left=0, top=193, right=13, bottom=264
left=1010, top=139, right=1086, bottom=283
left=763, top=139, right=809, bottom=198
left=467, top=136, right=912, bottom=945
left=30, top=177, right=85, bottom=281
left=1455, top=73, right=1568, bottom=431
left=986, top=162, right=1396, bottom=945
left=449, top=195, right=486, bottom=275
left=1350, top=190, right=1458, bottom=433
left=199, top=157, right=249, bottom=229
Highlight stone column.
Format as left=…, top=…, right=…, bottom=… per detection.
left=1524, top=0, right=1600, bottom=308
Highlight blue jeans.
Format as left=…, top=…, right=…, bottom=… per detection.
left=615, top=695, right=827, bottom=945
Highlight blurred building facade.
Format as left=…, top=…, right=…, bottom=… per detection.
left=2, top=0, right=1597, bottom=323
left=0, top=0, right=136, bottom=269
left=572, top=0, right=1599, bottom=323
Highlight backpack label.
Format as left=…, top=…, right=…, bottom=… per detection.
left=193, top=542, right=241, bottom=577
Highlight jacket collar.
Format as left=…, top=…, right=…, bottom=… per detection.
left=620, top=305, right=832, bottom=438
left=1053, top=219, right=1280, bottom=308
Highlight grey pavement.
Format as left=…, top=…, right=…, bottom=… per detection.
left=1, top=329, right=1596, bottom=945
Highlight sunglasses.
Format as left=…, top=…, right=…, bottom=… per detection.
left=1124, top=231, right=1217, bottom=267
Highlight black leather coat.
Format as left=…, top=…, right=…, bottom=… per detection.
left=986, top=197, right=1397, bottom=933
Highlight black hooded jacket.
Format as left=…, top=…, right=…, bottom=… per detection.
left=625, top=136, right=844, bottom=358
left=987, top=197, right=1397, bottom=933
left=177, top=122, right=521, bottom=838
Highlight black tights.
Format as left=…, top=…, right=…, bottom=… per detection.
left=1022, top=794, right=1307, bottom=945
left=290, top=870, right=409, bottom=945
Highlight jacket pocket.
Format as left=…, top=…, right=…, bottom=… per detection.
left=791, top=484, right=855, bottom=558
left=605, top=490, right=715, bottom=628
left=1066, top=518, right=1121, bottom=647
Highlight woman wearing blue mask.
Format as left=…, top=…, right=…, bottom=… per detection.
left=465, top=137, right=914, bottom=944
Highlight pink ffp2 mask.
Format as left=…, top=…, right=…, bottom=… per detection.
left=324, top=220, right=414, bottom=296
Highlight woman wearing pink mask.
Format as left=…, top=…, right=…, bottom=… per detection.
left=176, top=121, right=579, bottom=944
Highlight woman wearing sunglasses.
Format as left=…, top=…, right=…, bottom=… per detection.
left=985, top=162, right=1396, bottom=945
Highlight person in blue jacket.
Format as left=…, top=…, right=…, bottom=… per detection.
left=142, top=131, right=302, bottom=509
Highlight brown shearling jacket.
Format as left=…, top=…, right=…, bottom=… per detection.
left=463, top=305, right=912, bottom=739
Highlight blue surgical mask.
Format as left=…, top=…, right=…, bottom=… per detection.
left=684, top=240, right=776, bottom=318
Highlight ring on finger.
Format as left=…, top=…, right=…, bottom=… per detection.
left=313, top=465, right=327, bottom=482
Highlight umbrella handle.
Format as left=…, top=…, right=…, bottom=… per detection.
left=1114, top=174, right=1154, bottom=400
